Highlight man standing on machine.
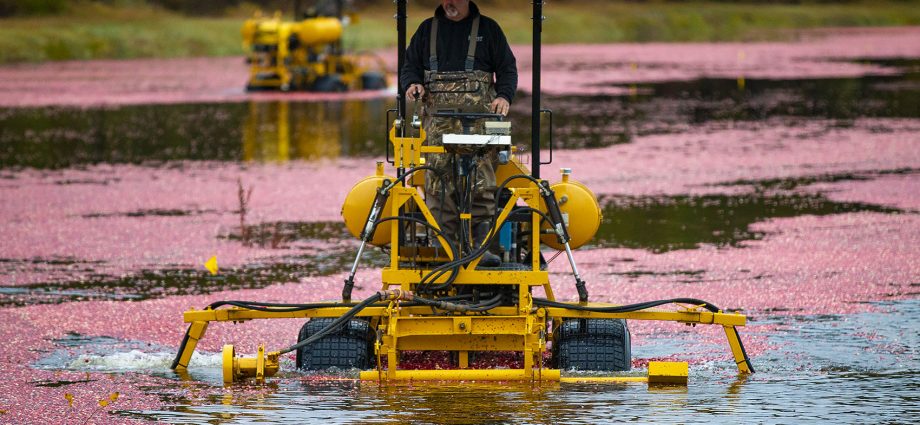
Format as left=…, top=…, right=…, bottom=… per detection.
left=401, top=0, right=518, bottom=266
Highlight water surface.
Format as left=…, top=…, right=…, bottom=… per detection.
left=1, top=34, right=918, bottom=423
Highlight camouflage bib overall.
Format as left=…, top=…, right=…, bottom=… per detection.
left=421, top=15, right=499, bottom=244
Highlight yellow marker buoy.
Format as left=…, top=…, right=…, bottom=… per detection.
left=205, top=256, right=219, bottom=275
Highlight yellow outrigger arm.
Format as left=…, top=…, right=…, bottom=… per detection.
left=171, top=290, right=753, bottom=384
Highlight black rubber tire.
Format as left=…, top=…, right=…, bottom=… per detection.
left=553, top=319, right=631, bottom=371
left=245, top=84, right=275, bottom=92
left=360, top=72, right=388, bottom=90
left=295, top=318, right=375, bottom=370
left=312, top=75, right=348, bottom=92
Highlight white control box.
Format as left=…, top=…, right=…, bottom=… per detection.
left=442, top=134, right=511, bottom=146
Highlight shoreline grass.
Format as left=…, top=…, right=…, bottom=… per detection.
left=1, top=1, right=919, bottom=63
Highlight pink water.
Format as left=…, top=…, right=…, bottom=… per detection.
left=0, top=27, right=918, bottom=424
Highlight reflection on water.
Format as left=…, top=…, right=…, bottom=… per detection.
left=510, top=59, right=920, bottom=150
left=1, top=59, right=918, bottom=169
left=0, top=99, right=390, bottom=169
left=594, top=189, right=902, bottom=252
left=242, top=100, right=389, bottom=162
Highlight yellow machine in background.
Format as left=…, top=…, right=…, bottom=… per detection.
left=241, top=0, right=388, bottom=92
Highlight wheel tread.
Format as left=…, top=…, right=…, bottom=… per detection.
left=553, top=319, right=631, bottom=371
left=296, top=318, right=374, bottom=370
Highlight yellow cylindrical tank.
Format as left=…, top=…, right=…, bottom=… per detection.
left=293, top=17, right=343, bottom=47
left=242, top=12, right=286, bottom=46
left=241, top=19, right=258, bottom=46
left=342, top=163, right=394, bottom=246
left=541, top=168, right=602, bottom=250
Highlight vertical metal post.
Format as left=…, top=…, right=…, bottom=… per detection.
left=531, top=1, right=543, bottom=179
left=397, top=0, right=408, bottom=127
left=394, top=0, right=409, bottom=251
left=396, top=0, right=408, bottom=180
left=333, top=0, right=345, bottom=55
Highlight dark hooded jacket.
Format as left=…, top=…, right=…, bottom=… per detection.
left=400, top=1, right=518, bottom=103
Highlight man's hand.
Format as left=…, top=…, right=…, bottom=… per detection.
left=406, top=84, right=425, bottom=101
left=490, top=97, right=510, bottom=116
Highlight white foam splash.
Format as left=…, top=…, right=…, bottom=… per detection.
left=67, top=350, right=223, bottom=372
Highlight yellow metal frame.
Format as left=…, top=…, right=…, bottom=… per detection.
left=175, top=301, right=751, bottom=380
left=174, top=123, right=753, bottom=383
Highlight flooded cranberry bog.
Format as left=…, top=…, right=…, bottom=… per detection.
left=1, top=28, right=919, bottom=423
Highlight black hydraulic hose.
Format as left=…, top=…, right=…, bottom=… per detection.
left=343, top=164, right=449, bottom=301
left=420, top=203, right=518, bottom=285
left=170, top=329, right=192, bottom=370
left=533, top=297, right=722, bottom=313
left=374, top=215, right=459, bottom=256
left=171, top=291, right=480, bottom=370
left=493, top=175, right=587, bottom=301
left=208, top=300, right=356, bottom=311
left=464, top=294, right=505, bottom=312
left=417, top=223, right=497, bottom=292
left=415, top=174, right=543, bottom=291
left=208, top=293, right=479, bottom=314
left=419, top=206, right=554, bottom=290
left=465, top=292, right=503, bottom=310
left=534, top=295, right=750, bottom=373
left=411, top=292, right=503, bottom=313
left=513, top=207, right=553, bottom=228
left=279, top=292, right=385, bottom=355
left=278, top=290, right=505, bottom=355
left=347, top=214, right=461, bottom=295
left=383, top=165, right=446, bottom=192
left=495, top=174, right=543, bottom=198
left=171, top=301, right=366, bottom=369
left=173, top=300, right=365, bottom=368
left=731, top=325, right=756, bottom=373
left=361, top=173, right=547, bottom=294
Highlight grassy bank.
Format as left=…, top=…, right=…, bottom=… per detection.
left=0, top=2, right=241, bottom=62
left=2, top=1, right=920, bottom=63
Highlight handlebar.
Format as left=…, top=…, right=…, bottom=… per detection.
left=432, top=111, right=504, bottom=122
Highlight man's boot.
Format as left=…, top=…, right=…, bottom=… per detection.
left=473, top=222, right=502, bottom=268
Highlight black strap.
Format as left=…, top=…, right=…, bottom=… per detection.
left=429, top=18, right=439, bottom=72
left=465, top=16, right=480, bottom=72
left=429, top=15, right=481, bottom=73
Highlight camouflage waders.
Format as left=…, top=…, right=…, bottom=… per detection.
left=420, top=15, right=499, bottom=248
